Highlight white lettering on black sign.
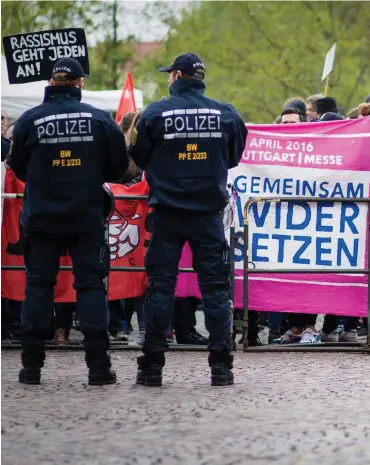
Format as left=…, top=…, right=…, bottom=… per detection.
left=2, top=28, right=89, bottom=84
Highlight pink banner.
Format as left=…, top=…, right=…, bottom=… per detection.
left=175, top=117, right=370, bottom=316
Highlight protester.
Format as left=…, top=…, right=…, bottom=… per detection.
left=7, top=57, right=129, bottom=385
left=316, top=97, right=341, bottom=119
left=306, top=93, right=325, bottom=121
left=130, top=53, right=247, bottom=386
left=281, top=100, right=307, bottom=123
left=273, top=98, right=322, bottom=344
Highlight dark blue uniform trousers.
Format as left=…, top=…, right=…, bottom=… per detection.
left=143, top=209, right=232, bottom=354
left=21, top=230, right=110, bottom=345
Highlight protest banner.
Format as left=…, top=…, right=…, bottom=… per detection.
left=229, top=117, right=370, bottom=316
left=1, top=170, right=148, bottom=301
left=2, top=28, right=89, bottom=84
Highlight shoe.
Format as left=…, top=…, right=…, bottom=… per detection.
left=248, top=337, right=264, bottom=347
left=357, top=325, right=367, bottom=342
left=175, top=328, right=208, bottom=345
left=109, top=331, right=128, bottom=341
left=299, top=328, right=320, bottom=344
left=211, top=364, right=234, bottom=386
left=336, top=323, right=344, bottom=335
left=339, top=329, right=358, bottom=343
left=19, top=368, right=41, bottom=385
left=279, top=329, right=302, bottom=344
left=209, top=353, right=234, bottom=386
left=268, top=328, right=281, bottom=343
left=88, top=369, right=117, bottom=386
left=136, top=364, right=163, bottom=386
left=136, top=354, right=164, bottom=386
left=128, top=332, right=145, bottom=347
left=166, top=330, right=176, bottom=344
left=319, top=330, right=339, bottom=343
left=55, top=328, right=70, bottom=345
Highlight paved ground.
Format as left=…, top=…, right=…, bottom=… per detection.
left=2, top=351, right=369, bottom=465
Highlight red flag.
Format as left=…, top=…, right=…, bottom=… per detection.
left=115, top=73, right=137, bottom=124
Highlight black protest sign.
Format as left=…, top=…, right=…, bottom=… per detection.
left=2, top=28, right=89, bottom=84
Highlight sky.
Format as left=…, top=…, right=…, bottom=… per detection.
left=92, top=0, right=194, bottom=43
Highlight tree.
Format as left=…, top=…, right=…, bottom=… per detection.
left=1, top=1, right=100, bottom=40
left=86, top=1, right=135, bottom=90
left=136, top=1, right=370, bottom=122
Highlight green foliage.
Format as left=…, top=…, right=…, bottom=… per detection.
left=136, top=1, right=370, bottom=122
left=88, top=38, right=135, bottom=90
left=1, top=1, right=100, bottom=39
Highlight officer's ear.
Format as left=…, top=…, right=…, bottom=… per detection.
left=175, top=70, right=183, bottom=80
left=76, top=78, right=84, bottom=89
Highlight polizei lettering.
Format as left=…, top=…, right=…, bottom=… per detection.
left=162, top=108, right=222, bottom=139
left=34, top=112, right=94, bottom=144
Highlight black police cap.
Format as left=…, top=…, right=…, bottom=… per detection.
left=159, top=53, right=205, bottom=75
left=52, top=58, right=89, bottom=81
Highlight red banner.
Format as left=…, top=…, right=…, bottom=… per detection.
left=1, top=169, right=149, bottom=302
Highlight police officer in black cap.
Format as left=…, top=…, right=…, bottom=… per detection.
left=7, top=57, right=129, bottom=385
left=129, top=53, right=247, bottom=387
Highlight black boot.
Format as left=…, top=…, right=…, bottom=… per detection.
left=136, top=352, right=165, bottom=387
left=19, top=335, right=45, bottom=385
left=209, top=352, right=234, bottom=386
left=84, top=332, right=117, bottom=385
left=175, top=328, right=209, bottom=345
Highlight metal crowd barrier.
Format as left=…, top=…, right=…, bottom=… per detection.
left=240, top=197, right=370, bottom=353
left=1, top=193, right=369, bottom=353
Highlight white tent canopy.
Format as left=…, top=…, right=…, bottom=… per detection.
left=1, top=56, right=143, bottom=119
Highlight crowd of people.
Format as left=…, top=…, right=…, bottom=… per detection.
left=1, top=90, right=369, bottom=349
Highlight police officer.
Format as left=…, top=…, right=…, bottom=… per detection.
left=129, top=53, right=247, bottom=387
left=7, top=57, right=129, bottom=385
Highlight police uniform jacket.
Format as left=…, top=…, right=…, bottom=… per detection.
left=129, top=78, right=247, bottom=213
left=7, top=85, right=128, bottom=234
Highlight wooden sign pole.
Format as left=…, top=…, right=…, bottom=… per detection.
left=324, top=75, right=330, bottom=96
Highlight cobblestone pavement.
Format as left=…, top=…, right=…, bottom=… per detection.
left=2, top=351, right=370, bottom=465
